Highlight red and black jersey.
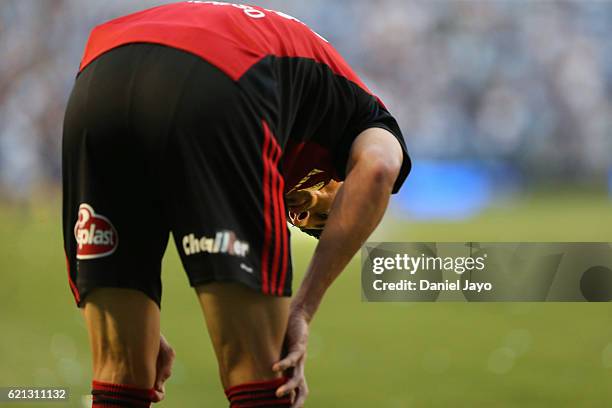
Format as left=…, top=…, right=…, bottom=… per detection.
left=80, top=1, right=411, bottom=193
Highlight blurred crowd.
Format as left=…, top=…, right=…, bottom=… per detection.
left=1, top=0, right=611, bottom=200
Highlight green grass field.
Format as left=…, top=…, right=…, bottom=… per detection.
left=1, top=190, right=611, bottom=407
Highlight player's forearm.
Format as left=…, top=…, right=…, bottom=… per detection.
left=292, top=155, right=398, bottom=321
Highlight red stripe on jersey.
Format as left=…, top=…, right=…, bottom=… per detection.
left=276, top=187, right=289, bottom=296
left=79, top=2, right=373, bottom=95
left=274, top=156, right=289, bottom=296
left=260, top=121, right=272, bottom=294
left=256, top=123, right=288, bottom=297
left=269, top=135, right=283, bottom=294
left=65, top=250, right=80, bottom=304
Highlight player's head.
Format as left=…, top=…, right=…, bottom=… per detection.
left=287, top=180, right=341, bottom=238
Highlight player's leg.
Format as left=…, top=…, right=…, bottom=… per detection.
left=82, top=289, right=160, bottom=407
left=164, top=50, right=294, bottom=406
left=62, top=44, right=178, bottom=407
left=82, top=288, right=160, bottom=386
left=172, top=114, right=293, bottom=406
left=196, top=282, right=290, bottom=386
left=196, top=283, right=291, bottom=406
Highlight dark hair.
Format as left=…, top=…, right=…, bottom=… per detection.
left=300, top=228, right=322, bottom=239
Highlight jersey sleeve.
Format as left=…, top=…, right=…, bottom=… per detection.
left=331, top=86, right=412, bottom=194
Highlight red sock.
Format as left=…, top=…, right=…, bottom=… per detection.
left=225, top=377, right=292, bottom=407
left=91, top=380, right=156, bottom=408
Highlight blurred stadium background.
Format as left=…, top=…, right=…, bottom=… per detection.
left=1, top=1, right=611, bottom=407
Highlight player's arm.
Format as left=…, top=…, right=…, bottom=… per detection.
left=295, top=126, right=402, bottom=318
left=273, top=126, right=403, bottom=404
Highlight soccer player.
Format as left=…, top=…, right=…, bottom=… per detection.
left=62, top=2, right=411, bottom=407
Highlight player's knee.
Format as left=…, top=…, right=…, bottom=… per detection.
left=88, top=329, right=157, bottom=386
left=94, top=353, right=156, bottom=386
left=216, top=342, right=280, bottom=388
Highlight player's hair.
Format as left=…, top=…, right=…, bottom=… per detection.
left=300, top=228, right=322, bottom=239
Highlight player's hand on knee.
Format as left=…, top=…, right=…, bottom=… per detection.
left=273, top=308, right=310, bottom=407
left=290, top=368, right=309, bottom=408
left=152, top=334, right=176, bottom=402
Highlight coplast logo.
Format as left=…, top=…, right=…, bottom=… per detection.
left=74, top=203, right=118, bottom=260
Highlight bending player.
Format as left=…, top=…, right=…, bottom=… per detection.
left=63, top=2, right=411, bottom=407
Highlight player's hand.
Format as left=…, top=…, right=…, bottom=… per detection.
left=273, top=307, right=310, bottom=407
left=152, top=334, right=175, bottom=402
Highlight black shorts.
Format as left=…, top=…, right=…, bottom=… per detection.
left=62, top=43, right=292, bottom=307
